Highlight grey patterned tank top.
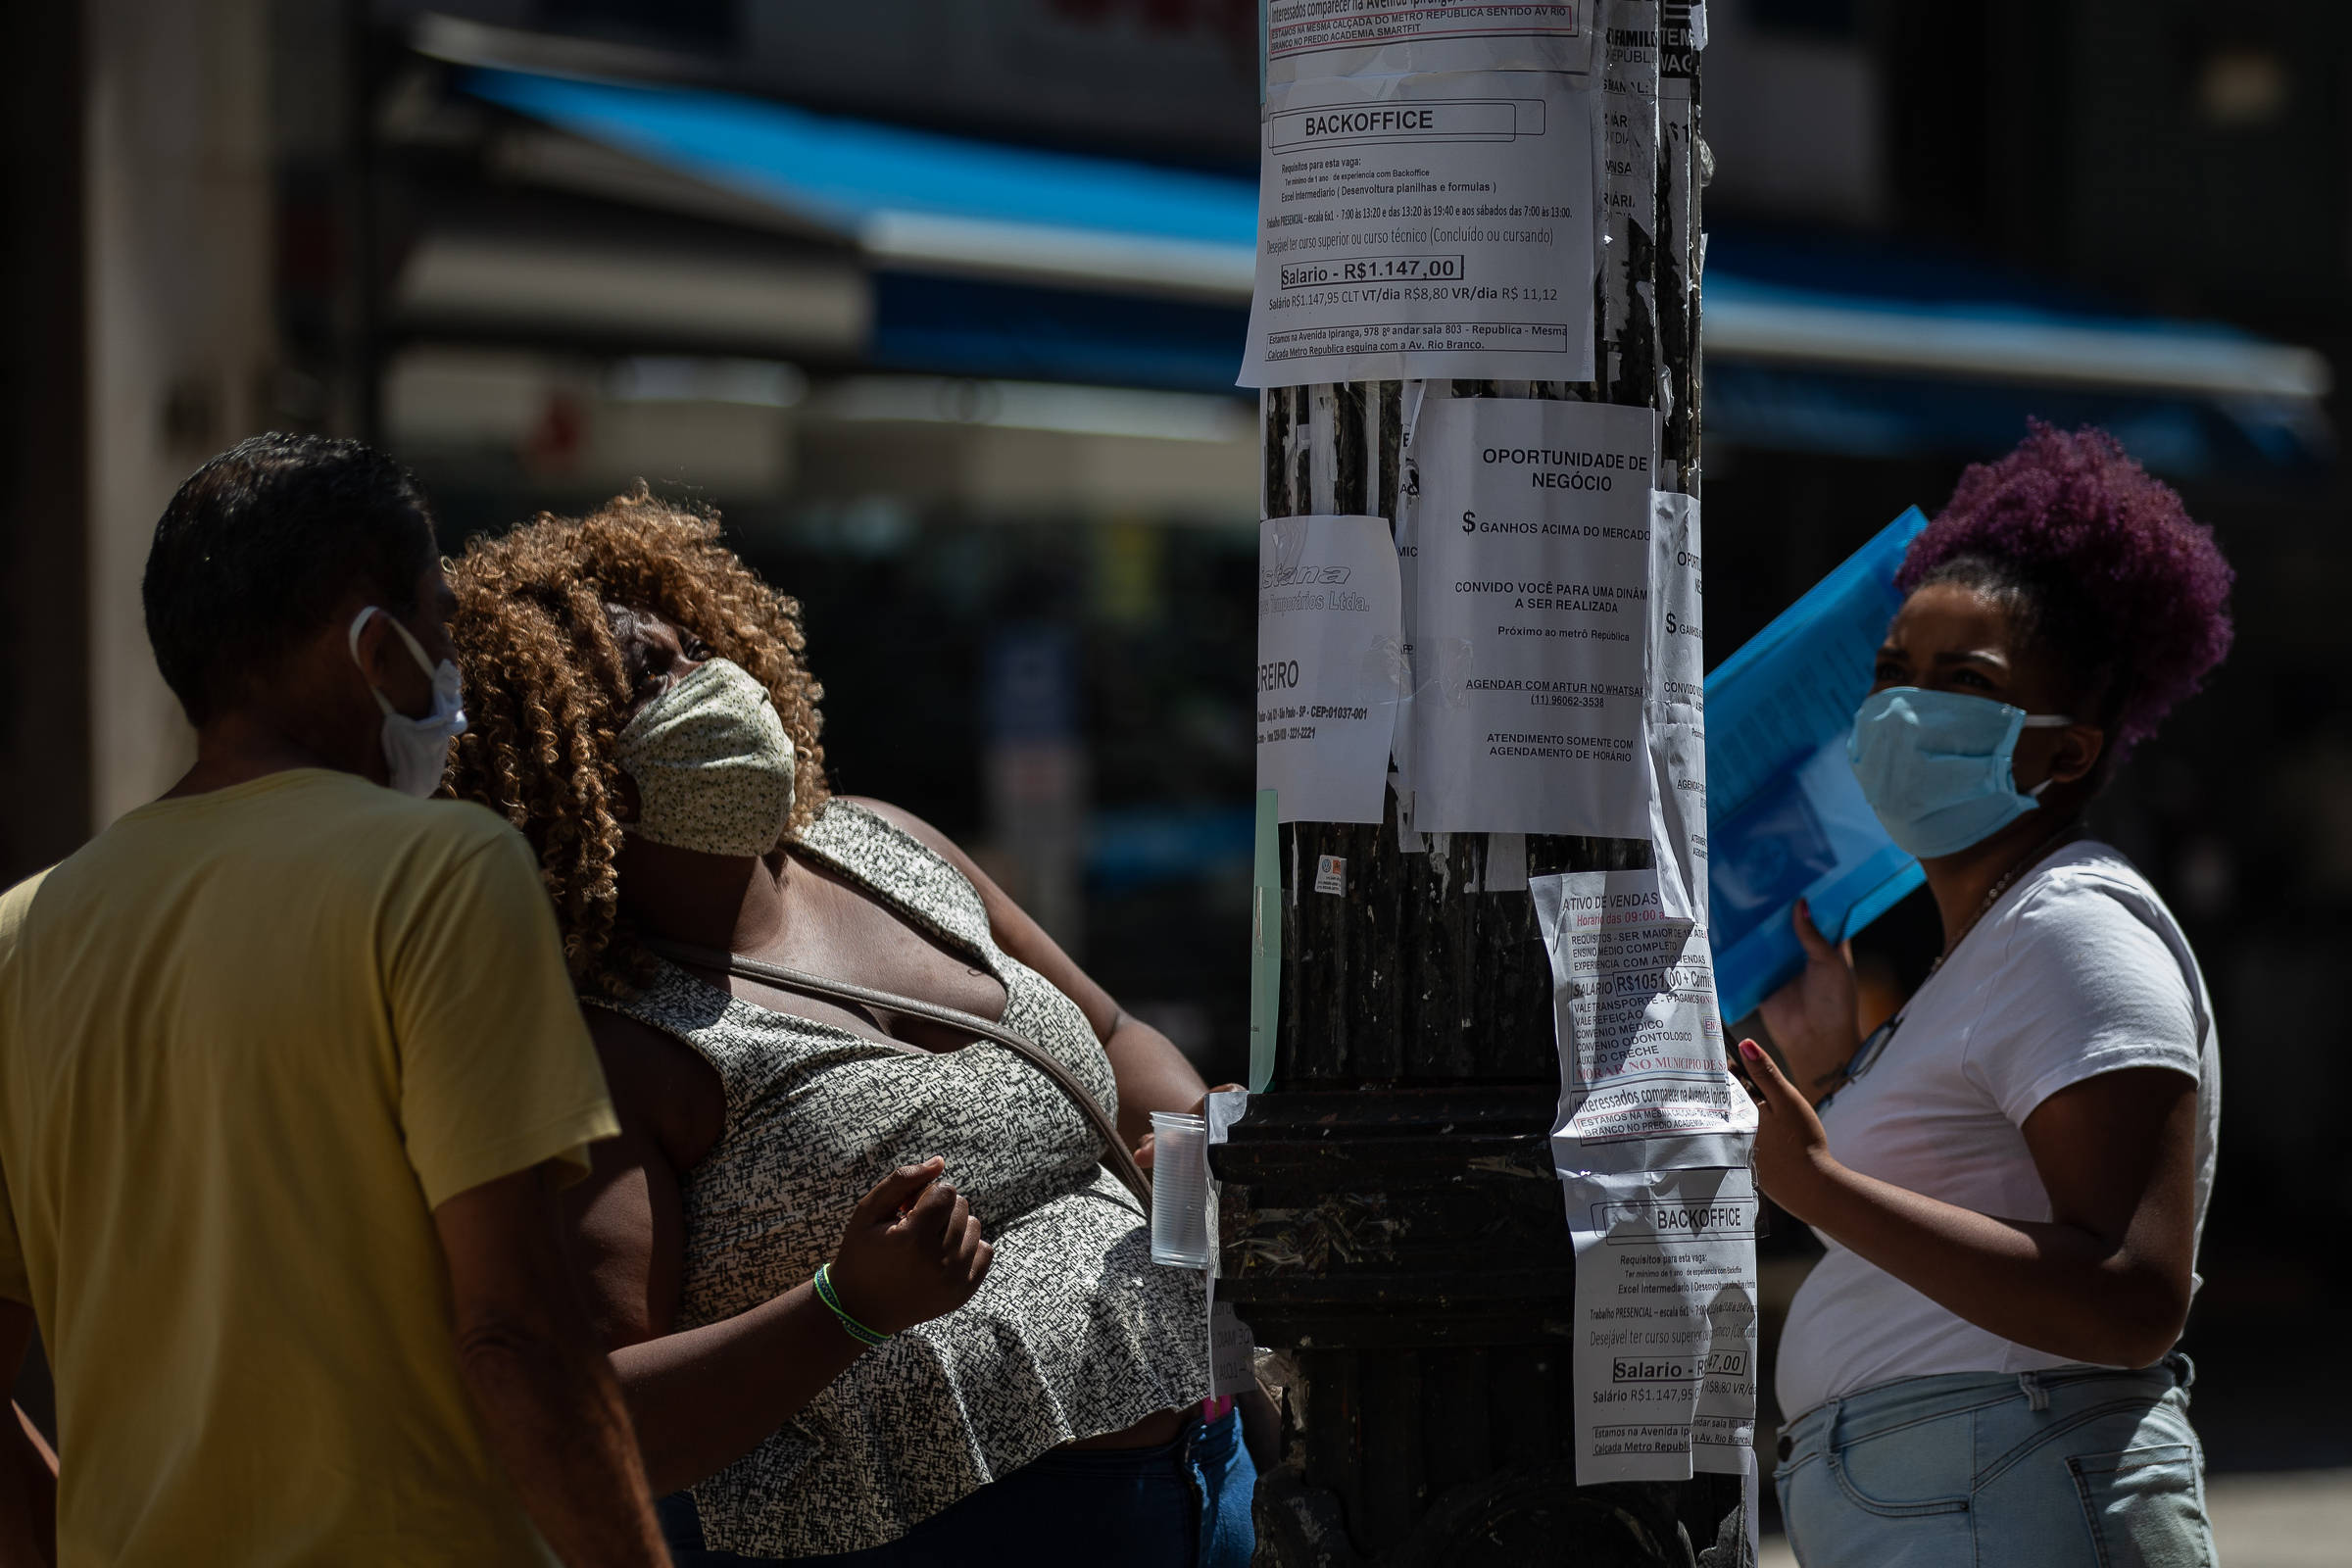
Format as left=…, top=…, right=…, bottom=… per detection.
left=589, top=801, right=1207, bottom=1557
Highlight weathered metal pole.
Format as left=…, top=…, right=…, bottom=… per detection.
left=1224, top=6, right=1740, bottom=1562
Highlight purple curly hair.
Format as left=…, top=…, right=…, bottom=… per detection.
left=1896, top=421, right=2233, bottom=761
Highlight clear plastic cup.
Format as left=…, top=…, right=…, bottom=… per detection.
left=1148, top=1110, right=1212, bottom=1267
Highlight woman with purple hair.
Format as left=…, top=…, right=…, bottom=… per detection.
left=1738, top=424, right=2230, bottom=1566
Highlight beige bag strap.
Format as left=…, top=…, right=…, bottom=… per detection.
left=646, top=939, right=1152, bottom=1208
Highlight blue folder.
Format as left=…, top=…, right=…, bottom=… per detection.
left=1706, top=509, right=1932, bottom=1023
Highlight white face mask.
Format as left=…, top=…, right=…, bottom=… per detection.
left=347, top=607, right=466, bottom=798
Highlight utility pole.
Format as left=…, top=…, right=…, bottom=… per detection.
left=1224, top=5, right=1742, bottom=1562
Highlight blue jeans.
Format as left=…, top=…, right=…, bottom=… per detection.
left=658, top=1407, right=1256, bottom=1567
left=1774, top=1355, right=2214, bottom=1568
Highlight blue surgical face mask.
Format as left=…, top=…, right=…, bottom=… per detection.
left=1847, top=687, right=2076, bottom=859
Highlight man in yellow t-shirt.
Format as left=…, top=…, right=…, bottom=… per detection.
left=0, top=435, right=669, bottom=1565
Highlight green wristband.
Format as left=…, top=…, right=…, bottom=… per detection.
left=812, top=1263, right=892, bottom=1348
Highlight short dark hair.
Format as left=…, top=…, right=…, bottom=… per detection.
left=142, top=433, right=439, bottom=724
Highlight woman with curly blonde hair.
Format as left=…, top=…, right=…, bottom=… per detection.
left=446, top=489, right=1252, bottom=1568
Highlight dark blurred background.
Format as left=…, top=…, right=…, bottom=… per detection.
left=5, top=0, right=2349, bottom=1517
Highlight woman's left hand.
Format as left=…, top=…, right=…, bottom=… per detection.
left=1133, top=1084, right=1243, bottom=1170
left=1756, top=900, right=1862, bottom=1105
left=1736, top=1039, right=1839, bottom=1226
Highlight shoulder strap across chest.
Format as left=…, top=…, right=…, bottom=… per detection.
left=644, top=938, right=1151, bottom=1209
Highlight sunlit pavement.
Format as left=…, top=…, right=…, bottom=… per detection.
left=1759, top=1467, right=2352, bottom=1567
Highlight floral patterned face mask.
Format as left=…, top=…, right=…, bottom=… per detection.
left=614, top=659, right=797, bottom=858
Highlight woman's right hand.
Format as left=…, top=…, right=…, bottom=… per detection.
left=1757, top=900, right=1862, bottom=1106
left=826, top=1158, right=994, bottom=1336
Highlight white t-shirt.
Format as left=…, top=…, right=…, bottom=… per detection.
left=1775, top=841, right=2219, bottom=1420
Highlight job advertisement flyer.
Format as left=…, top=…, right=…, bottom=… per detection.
left=1534, top=868, right=1755, bottom=1173
left=1564, top=1165, right=1759, bottom=1485
left=1258, top=514, right=1406, bottom=824
left=1647, top=491, right=1706, bottom=923
left=1266, top=0, right=1595, bottom=85
left=1405, top=398, right=1657, bottom=837
left=1240, top=71, right=1599, bottom=388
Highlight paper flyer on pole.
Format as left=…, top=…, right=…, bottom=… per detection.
left=1240, top=71, right=1600, bottom=388
left=1258, top=515, right=1406, bottom=824
left=1647, top=491, right=1705, bottom=923
left=1706, top=508, right=1930, bottom=1022
left=1534, top=868, right=1754, bottom=1174
left=1563, top=1165, right=1758, bottom=1485
left=1404, top=397, right=1658, bottom=837
left=1265, top=0, right=1596, bottom=88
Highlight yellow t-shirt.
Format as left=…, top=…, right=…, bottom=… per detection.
left=0, top=768, right=620, bottom=1565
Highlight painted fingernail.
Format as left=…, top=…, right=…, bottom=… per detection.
left=1738, top=1039, right=1762, bottom=1059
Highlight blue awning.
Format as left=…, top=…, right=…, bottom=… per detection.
left=461, top=67, right=1257, bottom=300
left=446, top=62, right=2332, bottom=474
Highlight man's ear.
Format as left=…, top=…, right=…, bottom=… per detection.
left=2049, top=723, right=2105, bottom=787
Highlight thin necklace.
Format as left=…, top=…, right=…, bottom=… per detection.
left=1925, top=821, right=2085, bottom=979
left=1819, top=823, right=2087, bottom=1105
